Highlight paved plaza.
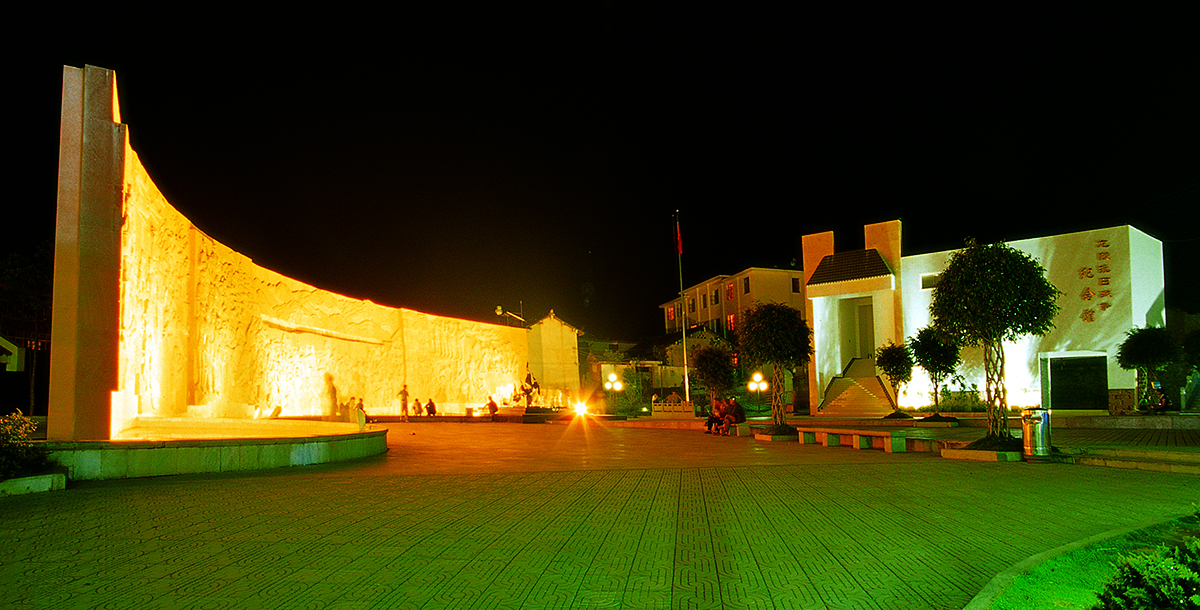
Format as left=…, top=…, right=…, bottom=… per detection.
left=3, top=419, right=1198, bottom=609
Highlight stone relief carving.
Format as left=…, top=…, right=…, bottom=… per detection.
left=115, top=155, right=540, bottom=433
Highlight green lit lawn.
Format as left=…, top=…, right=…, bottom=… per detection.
left=992, top=515, right=1200, bottom=610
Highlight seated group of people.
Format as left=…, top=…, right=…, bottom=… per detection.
left=1143, top=388, right=1176, bottom=415
left=705, top=397, right=746, bottom=436
left=407, top=399, right=436, bottom=416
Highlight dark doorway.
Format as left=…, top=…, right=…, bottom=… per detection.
left=1044, top=355, right=1108, bottom=410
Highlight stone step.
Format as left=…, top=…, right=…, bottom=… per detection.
left=1059, top=446, right=1200, bottom=463
left=1070, top=454, right=1200, bottom=475
left=818, top=377, right=894, bottom=417
left=911, top=439, right=1200, bottom=474
left=1057, top=446, right=1200, bottom=474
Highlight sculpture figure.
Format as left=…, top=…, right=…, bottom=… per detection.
left=322, top=373, right=339, bottom=420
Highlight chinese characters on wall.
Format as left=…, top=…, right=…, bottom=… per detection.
left=1079, top=238, right=1115, bottom=323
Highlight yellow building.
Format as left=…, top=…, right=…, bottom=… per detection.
left=660, top=267, right=806, bottom=337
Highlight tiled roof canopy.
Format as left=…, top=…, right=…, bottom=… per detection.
left=806, top=249, right=893, bottom=286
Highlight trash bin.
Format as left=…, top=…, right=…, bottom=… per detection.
left=1021, top=407, right=1051, bottom=458
left=465, top=408, right=474, bottom=418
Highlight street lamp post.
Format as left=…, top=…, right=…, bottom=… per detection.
left=494, top=303, right=525, bottom=327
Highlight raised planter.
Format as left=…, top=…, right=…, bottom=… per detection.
left=941, top=448, right=1024, bottom=462
left=0, top=472, right=67, bottom=497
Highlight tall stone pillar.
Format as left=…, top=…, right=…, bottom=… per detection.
left=864, top=219, right=903, bottom=347
left=801, top=231, right=834, bottom=415
left=48, top=65, right=126, bottom=440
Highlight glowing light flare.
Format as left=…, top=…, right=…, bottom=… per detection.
left=747, top=372, right=768, bottom=393
left=574, top=403, right=588, bottom=416
left=604, top=373, right=623, bottom=392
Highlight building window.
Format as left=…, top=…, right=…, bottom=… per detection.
left=701, top=294, right=708, bottom=309
left=712, top=289, right=720, bottom=305
left=743, top=277, right=751, bottom=294
left=689, top=298, right=696, bottom=313
left=791, top=277, right=801, bottom=293
left=726, top=313, right=737, bottom=332
left=726, top=283, right=735, bottom=301
left=667, top=305, right=676, bottom=321
left=921, top=273, right=941, bottom=290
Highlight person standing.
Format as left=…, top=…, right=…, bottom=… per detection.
left=397, top=384, right=410, bottom=422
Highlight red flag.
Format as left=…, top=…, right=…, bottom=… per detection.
left=675, top=220, right=682, bottom=255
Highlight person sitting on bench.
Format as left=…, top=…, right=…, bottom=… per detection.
left=705, top=399, right=728, bottom=434
left=1148, top=388, right=1174, bottom=415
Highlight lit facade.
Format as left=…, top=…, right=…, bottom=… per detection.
left=660, top=268, right=806, bottom=336
left=48, top=65, right=579, bottom=440
left=803, top=221, right=1163, bottom=415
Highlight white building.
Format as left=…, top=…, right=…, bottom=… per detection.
left=803, top=221, right=1163, bottom=416
left=655, top=221, right=1164, bottom=417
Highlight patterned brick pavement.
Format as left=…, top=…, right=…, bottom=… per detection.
left=3, top=420, right=1198, bottom=609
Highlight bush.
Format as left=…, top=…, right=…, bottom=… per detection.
left=0, top=410, right=54, bottom=479
left=1093, top=536, right=1200, bottom=610
left=938, top=380, right=988, bottom=411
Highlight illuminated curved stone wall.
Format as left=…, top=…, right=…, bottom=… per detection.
left=114, top=125, right=531, bottom=435
left=52, top=65, right=564, bottom=440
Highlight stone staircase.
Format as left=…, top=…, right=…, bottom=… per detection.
left=816, top=358, right=896, bottom=418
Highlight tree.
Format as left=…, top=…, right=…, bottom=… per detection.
left=691, top=345, right=736, bottom=409
left=620, top=367, right=650, bottom=410
left=1117, top=326, right=1183, bottom=405
left=738, top=303, right=813, bottom=433
left=929, top=239, right=1062, bottom=439
left=874, top=340, right=913, bottom=412
left=909, top=326, right=961, bottom=413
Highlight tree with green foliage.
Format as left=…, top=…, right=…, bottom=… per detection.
left=1117, top=326, right=1183, bottom=406
left=929, top=239, right=1062, bottom=438
left=738, top=303, right=813, bottom=433
left=875, top=340, right=913, bottom=411
left=690, top=345, right=736, bottom=410
left=620, top=367, right=650, bottom=411
left=909, top=326, right=961, bottom=413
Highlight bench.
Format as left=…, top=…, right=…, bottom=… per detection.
left=794, top=427, right=907, bottom=453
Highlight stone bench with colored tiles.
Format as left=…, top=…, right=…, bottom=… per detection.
left=794, top=426, right=907, bottom=453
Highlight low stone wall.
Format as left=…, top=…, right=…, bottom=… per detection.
left=44, top=429, right=387, bottom=481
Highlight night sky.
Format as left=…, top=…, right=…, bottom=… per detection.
left=11, top=10, right=1199, bottom=340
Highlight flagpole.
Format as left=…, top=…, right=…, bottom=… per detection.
left=676, top=211, right=690, bottom=403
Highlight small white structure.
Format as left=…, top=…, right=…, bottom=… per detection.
left=527, top=310, right=583, bottom=404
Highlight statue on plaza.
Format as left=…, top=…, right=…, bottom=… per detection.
left=322, top=373, right=339, bottom=420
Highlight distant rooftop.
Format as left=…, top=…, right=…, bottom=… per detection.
left=807, top=249, right=892, bottom=286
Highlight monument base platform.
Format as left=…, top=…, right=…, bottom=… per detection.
left=42, top=418, right=387, bottom=481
